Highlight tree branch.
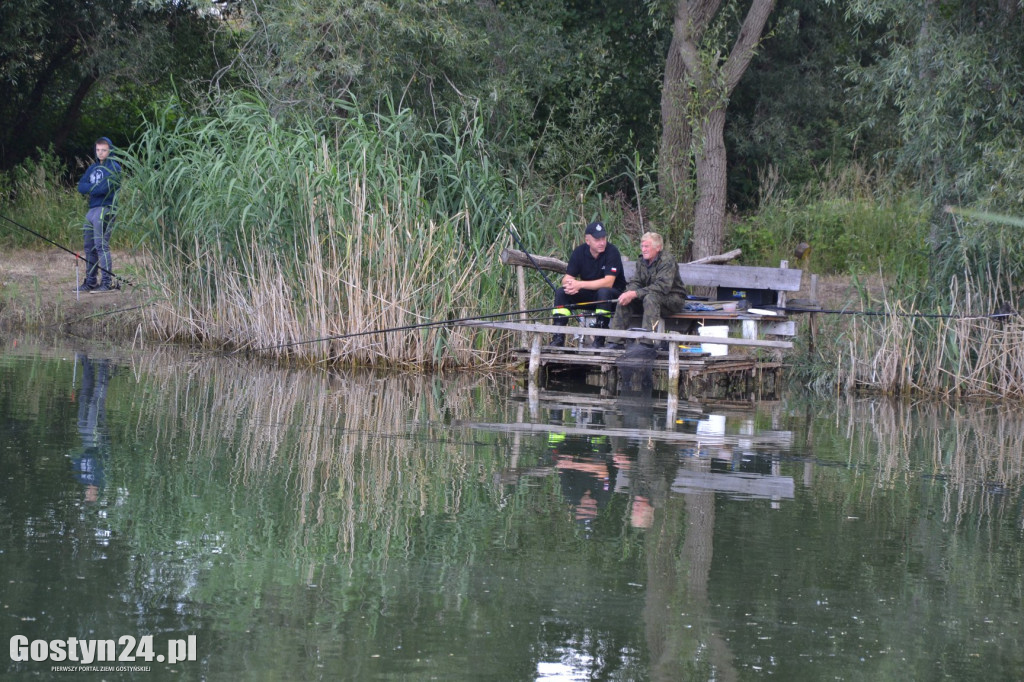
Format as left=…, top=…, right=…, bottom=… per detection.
left=723, top=0, right=776, bottom=93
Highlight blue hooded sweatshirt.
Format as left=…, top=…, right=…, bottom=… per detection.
left=77, top=137, right=122, bottom=209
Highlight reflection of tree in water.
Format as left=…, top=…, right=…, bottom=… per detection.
left=632, top=431, right=739, bottom=681
left=70, top=353, right=112, bottom=503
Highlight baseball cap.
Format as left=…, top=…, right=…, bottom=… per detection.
left=585, top=221, right=607, bottom=238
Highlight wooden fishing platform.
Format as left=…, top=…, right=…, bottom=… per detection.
left=464, top=318, right=789, bottom=399
left=475, top=247, right=819, bottom=401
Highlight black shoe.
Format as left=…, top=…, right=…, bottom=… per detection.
left=587, top=336, right=606, bottom=348
left=74, top=282, right=95, bottom=293
left=550, top=334, right=565, bottom=347
left=91, top=284, right=113, bottom=293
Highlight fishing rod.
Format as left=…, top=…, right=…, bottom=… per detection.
left=476, top=190, right=560, bottom=295
left=505, top=220, right=559, bottom=294
left=0, top=212, right=135, bottom=287
left=778, top=305, right=1018, bottom=320
left=245, top=298, right=619, bottom=353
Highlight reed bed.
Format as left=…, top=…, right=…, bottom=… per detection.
left=804, top=275, right=1024, bottom=399
left=123, top=97, right=537, bottom=368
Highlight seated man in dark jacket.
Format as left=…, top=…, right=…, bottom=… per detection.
left=550, top=220, right=627, bottom=347
left=607, top=232, right=688, bottom=347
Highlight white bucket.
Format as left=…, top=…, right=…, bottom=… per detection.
left=698, top=325, right=729, bottom=356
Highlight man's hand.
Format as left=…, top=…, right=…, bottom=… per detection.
left=618, top=290, right=638, bottom=305
left=562, top=276, right=581, bottom=296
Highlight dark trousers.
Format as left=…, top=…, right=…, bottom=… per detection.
left=83, top=206, right=115, bottom=287
left=610, top=291, right=688, bottom=331
left=552, top=287, right=620, bottom=328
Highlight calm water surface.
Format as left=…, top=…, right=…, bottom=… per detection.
left=2, top=346, right=1023, bottom=680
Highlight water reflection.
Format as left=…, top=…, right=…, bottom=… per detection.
left=1, top=346, right=1023, bottom=680
left=70, top=353, right=111, bottom=503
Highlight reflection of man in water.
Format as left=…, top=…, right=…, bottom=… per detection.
left=69, top=354, right=111, bottom=502
left=546, top=409, right=622, bottom=525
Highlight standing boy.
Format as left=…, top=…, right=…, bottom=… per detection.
left=76, top=137, right=121, bottom=292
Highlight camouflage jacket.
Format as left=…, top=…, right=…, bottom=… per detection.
left=626, top=252, right=687, bottom=300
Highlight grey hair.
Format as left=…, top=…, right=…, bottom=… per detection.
left=641, top=232, right=663, bottom=250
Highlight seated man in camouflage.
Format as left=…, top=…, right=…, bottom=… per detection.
left=607, top=232, right=688, bottom=348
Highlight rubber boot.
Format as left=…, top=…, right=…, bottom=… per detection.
left=550, top=315, right=568, bottom=347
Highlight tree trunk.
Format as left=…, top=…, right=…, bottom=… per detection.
left=658, top=0, right=775, bottom=262
left=52, top=72, right=99, bottom=154
left=692, top=108, right=727, bottom=260
left=6, top=37, right=80, bottom=159
left=658, top=32, right=693, bottom=231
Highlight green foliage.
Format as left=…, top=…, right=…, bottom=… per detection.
left=839, top=1, right=1024, bottom=304
left=727, top=164, right=930, bottom=276
left=927, top=209, right=1024, bottom=307
left=0, top=148, right=90, bottom=249
left=121, top=94, right=541, bottom=364
left=726, top=0, right=896, bottom=210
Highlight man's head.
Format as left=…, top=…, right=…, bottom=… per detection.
left=94, top=137, right=112, bottom=162
left=640, top=231, right=663, bottom=262
left=584, top=221, right=608, bottom=256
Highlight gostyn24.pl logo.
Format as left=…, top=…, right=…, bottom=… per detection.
left=10, top=635, right=197, bottom=665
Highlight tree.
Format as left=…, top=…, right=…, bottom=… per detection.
left=0, top=0, right=231, bottom=170
left=842, top=0, right=1024, bottom=302
left=658, top=0, right=775, bottom=260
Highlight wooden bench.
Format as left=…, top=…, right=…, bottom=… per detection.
left=622, top=259, right=802, bottom=342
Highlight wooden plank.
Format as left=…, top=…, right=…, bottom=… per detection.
left=622, top=260, right=802, bottom=291
left=761, top=320, right=797, bottom=337
left=461, top=320, right=793, bottom=349
left=500, top=248, right=742, bottom=273
left=500, top=249, right=801, bottom=291
left=671, top=470, right=795, bottom=499
left=459, top=419, right=796, bottom=448
left=500, top=249, right=567, bottom=273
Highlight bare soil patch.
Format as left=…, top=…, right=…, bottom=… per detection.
left=0, top=247, right=150, bottom=337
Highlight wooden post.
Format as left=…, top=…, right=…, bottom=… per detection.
left=528, top=334, right=541, bottom=386
left=809, top=273, right=818, bottom=352
left=777, top=259, right=789, bottom=310
left=667, top=339, right=680, bottom=396
left=517, top=265, right=527, bottom=347
left=527, top=334, right=541, bottom=410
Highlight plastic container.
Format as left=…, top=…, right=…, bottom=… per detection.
left=698, top=325, right=729, bottom=356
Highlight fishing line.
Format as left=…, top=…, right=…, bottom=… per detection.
left=245, top=299, right=619, bottom=353
left=58, top=301, right=157, bottom=331
left=0, top=212, right=135, bottom=287
left=778, top=305, right=1017, bottom=320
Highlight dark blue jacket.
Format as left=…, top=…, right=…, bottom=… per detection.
left=77, top=158, right=121, bottom=209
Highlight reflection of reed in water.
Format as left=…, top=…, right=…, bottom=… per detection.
left=123, top=351, right=514, bottom=559
left=831, top=398, right=1024, bottom=526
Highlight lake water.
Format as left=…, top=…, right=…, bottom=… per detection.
left=2, top=345, right=1023, bottom=680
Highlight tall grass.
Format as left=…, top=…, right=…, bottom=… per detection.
left=0, top=148, right=104, bottom=250
left=123, top=95, right=584, bottom=367
left=792, top=278, right=1024, bottom=399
